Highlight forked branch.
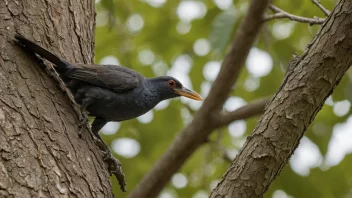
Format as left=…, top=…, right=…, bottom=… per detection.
left=265, top=5, right=325, bottom=25
left=312, top=0, right=331, bottom=16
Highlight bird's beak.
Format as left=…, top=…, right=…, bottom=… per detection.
left=175, top=87, right=203, bottom=101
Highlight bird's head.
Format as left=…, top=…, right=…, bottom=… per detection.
left=149, top=76, right=202, bottom=101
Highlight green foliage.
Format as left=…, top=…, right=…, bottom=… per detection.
left=94, top=0, right=352, bottom=197
left=209, top=7, right=237, bottom=53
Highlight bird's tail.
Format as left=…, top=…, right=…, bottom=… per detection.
left=14, top=34, right=72, bottom=73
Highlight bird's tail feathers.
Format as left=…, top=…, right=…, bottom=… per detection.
left=14, top=34, right=72, bottom=73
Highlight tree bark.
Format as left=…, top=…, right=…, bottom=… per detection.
left=0, top=1, right=114, bottom=197
left=210, top=0, right=352, bottom=197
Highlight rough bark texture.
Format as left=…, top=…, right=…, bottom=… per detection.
left=210, top=0, right=352, bottom=197
left=0, top=1, right=114, bottom=197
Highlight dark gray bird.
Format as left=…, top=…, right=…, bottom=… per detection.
left=15, top=35, right=202, bottom=140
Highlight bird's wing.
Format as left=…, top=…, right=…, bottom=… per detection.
left=67, top=64, right=140, bottom=92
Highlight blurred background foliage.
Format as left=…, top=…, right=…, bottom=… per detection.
left=94, top=0, right=352, bottom=197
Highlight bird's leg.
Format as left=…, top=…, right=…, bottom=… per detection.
left=91, top=117, right=107, bottom=142
left=91, top=117, right=124, bottom=187
left=90, top=127, right=126, bottom=192
left=91, top=118, right=118, bottom=163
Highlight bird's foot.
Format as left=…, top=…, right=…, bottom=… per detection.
left=94, top=137, right=108, bottom=151
left=95, top=138, right=127, bottom=192
left=102, top=148, right=114, bottom=162
left=103, top=148, right=126, bottom=192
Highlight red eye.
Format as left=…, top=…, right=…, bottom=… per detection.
left=168, top=80, right=176, bottom=88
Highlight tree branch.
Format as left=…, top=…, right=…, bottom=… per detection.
left=265, top=5, right=325, bottom=25
left=128, top=0, right=271, bottom=197
left=215, top=97, right=271, bottom=127
left=210, top=0, right=352, bottom=197
left=312, top=0, right=331, bottom=16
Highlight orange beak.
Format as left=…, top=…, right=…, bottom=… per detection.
left=175, top=87, right=203, bottom=101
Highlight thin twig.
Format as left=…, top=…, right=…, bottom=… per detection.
left=265, top=5, right=325, bottom=25
left=216, top=97, right=271, bottom=127
left=312, top=0, right=331, bottom=16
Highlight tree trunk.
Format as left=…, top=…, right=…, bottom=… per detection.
left=210, top=0, right=352, bottom=197
left=0, top=1, right=114, bottom=197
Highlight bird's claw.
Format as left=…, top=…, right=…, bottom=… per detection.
left=98, top=141, right=114, bottom=162
left=97, top=140, right=127, bottom=192
left=103, top=150, right=112, bottom=162
left=103, top=150, right=127, bottom=192
left=93, top=138, right=107, bottom=151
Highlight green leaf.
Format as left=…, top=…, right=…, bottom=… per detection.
left=209, top=7, right=237, bottom=53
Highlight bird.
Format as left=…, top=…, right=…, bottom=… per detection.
left=15, top=34, right=202, bottom=141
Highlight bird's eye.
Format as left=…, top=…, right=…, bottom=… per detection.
left=168, top=80, right=176, bottom=88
